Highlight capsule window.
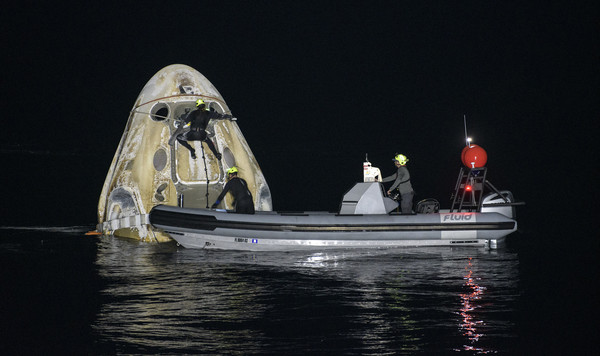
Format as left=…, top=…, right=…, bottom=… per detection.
left=150, top=103, right=169, bottom=121
left=209, top=101, right=225, bottom=114
left=223, top=147, right=235, bottom=168
left=153, top=148, right=168, bottom=171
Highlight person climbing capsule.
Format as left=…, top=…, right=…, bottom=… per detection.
left=174, top=99, right=233, bottom=160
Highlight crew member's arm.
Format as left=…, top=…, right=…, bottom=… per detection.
left=181, top=110, right=194, bottom=126
left=211, top=182, right=231, bottom=208
left=209, top=112, right=234, bottom=121
left=381, top=172, right=397, bottom=183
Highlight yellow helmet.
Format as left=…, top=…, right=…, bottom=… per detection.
left=227, top=166, right=238, bottom=175
left=393, top=154, right=408, bottom=165
left=195, top=99, right=206, bottom=108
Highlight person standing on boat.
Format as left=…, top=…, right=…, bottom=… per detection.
left=382, top=154, right=414, bottom=214
left=211, top=167, right=255, bottom=214
left=175, top=99, right=233, bottom=160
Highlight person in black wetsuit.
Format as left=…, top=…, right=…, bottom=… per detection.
left=382, top=153, right=414, bottom=214
left=211, top=166, right=255, bottom=214
left=176, top=99, right=232, bottom=159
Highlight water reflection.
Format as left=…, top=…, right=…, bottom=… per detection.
left=92, top=237, right=520, bottom=354
left=458, top=257, right=487, bottom=353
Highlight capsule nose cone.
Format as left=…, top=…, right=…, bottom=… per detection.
left=137, top=64, right=230, bottom=113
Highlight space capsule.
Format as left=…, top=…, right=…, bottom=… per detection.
left=96, top=64, right=272, bottom=241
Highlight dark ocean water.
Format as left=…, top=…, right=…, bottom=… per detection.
left=1, top=226, right=596, bottom=355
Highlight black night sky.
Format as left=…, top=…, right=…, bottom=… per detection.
left=1, top=2, right=598, bottom=244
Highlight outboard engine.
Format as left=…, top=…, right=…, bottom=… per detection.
left=481, top=191, right=515, bottom=218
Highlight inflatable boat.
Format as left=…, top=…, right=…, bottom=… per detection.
left=149, top=160, right=521, bottom=251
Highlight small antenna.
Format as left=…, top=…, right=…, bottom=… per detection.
left=463, top=114, right=468, bottom=146
left=463, top=114, right=472, bottom=147
left=365, top=153, right=369, bottom=162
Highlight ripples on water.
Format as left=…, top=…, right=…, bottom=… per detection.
left=1, top=227, right=521, bottom=354
left=91, top=236, right=520, bottom=354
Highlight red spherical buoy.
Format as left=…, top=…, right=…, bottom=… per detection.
left=461, top=145, right=487, bottom=168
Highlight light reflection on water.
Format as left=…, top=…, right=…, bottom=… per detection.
left=92, top=236, right=520, bottom=354
left=458, top=257, right=488, bottom=353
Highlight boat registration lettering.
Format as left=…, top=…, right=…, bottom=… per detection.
left=441, top=213, right=475, bottom=222
left=234, top=238, right=259, bottom=244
